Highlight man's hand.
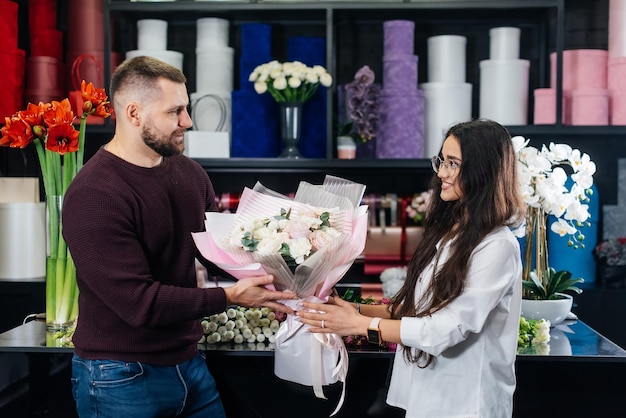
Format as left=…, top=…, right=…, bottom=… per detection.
left=223, top=275, right=296, bottom=315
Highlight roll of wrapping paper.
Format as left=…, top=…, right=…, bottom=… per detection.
left=0, top=0, right=19, bottom=51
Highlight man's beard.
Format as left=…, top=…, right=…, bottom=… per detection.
left=141, top=123, right=184, bottom=157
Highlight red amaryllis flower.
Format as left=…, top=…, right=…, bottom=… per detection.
left=43, top=99, right=75, bottom=127
left=46, top=123, right=80, bottom=155
left=81, top=80, right=112, bottom=118
left=1, top=116, right=34, bottom=149
left=0, top=80, right=111, bottom=329
left=18, top=102, right=45, bottom=128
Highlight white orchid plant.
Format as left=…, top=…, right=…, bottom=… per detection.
left=512, top=136, right=596, bottom=300
left=249, top=60, right=333, bottom=103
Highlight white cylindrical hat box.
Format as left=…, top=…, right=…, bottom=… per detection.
left=420, top=82, right=473, bottom=158
left=0, top=202, right=46, bottom=281
left=427, top=35, right=467, bottom=83
left=125, top=50, right=184, bottom=71
left=490, top=27, right=521, bottom=60
left=137, top=19, right=168, bottom=51
left=196, top=18, right=230, bottom=51
left=190, top=92, right=232, bottom=132
left=195, top=46, right=234, bottom=94
left=479, top=59, right=530, bottom=125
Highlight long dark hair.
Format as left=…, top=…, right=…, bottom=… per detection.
left=390, top=119, right=525, bottom=366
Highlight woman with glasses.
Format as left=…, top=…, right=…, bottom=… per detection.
left=297, top=119, right=526, bottom=417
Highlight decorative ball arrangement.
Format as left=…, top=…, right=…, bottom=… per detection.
left=199, top=306, right=286, bottom=346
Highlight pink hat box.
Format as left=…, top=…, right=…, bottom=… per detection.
left=533, top=88, right=571, bottom=125
left=26, top=56, right=63, bottom=94
left=550, top=49, right=608, bottom=91
left=608, top=57, right=626, bottom=125
left=571, top=88, right=609, bottom=126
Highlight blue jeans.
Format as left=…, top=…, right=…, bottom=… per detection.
left=71, top=353, right=225, bottom=418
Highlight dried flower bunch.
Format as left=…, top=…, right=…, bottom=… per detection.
left=343, top=65, right=381, bottom=143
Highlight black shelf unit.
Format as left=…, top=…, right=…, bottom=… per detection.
left=103, top=0, right=566, bottom=159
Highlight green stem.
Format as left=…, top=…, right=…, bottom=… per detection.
left=57, top=256, right=77, bottom=324
left=77, top=114, right=87, bottom=172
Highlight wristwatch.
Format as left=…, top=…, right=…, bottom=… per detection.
left=367, top=317, right=383, bottom=346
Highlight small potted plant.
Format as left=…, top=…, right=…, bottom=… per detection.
left=521, top=267, right=584, bottom=324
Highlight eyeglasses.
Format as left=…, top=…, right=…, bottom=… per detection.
left=431, top=155, right=461, bottom=175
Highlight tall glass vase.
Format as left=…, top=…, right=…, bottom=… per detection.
left=278, top=102, right=303, bottom=158
left=522, top=206, right=549, bottom=298
left=46, top=195, right=78, bottom=331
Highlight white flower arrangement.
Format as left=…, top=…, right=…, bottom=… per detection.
left=229, top=207, right=342, bottom=272
left=249, top=60, right=333, bottom=103
left=512, top=136, right=596, bottom=247
left=199, top=306, right=286, bottom=346
left=518, top=317, right=551, bottom=354
left=513, top=137, right=594, bottom=300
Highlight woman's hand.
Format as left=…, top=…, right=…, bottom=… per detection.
left=297, top=295, right=370, bottom=337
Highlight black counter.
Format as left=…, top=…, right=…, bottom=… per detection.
left=1, top=320, right=626, bottom=417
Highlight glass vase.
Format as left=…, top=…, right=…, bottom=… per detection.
left=46, top=195, right=78, bottom=331
left=522, top=206, right=549, bottom=298
left=278, top=102, right=303, bottom=159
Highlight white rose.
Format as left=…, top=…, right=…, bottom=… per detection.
left=255, top=235, right=284, bottom=255
left=289, top=237, right=312, bottom=264
left=309, top=229, right=334, bottom=251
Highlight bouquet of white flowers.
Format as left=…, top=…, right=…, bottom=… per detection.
left=192, top=175, right=368, bottom=414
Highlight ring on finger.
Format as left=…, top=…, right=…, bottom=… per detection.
left=321, top=319, right=325, bottom=328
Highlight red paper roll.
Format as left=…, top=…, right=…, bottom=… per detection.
left=0, top=0, right=19, bottom=52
